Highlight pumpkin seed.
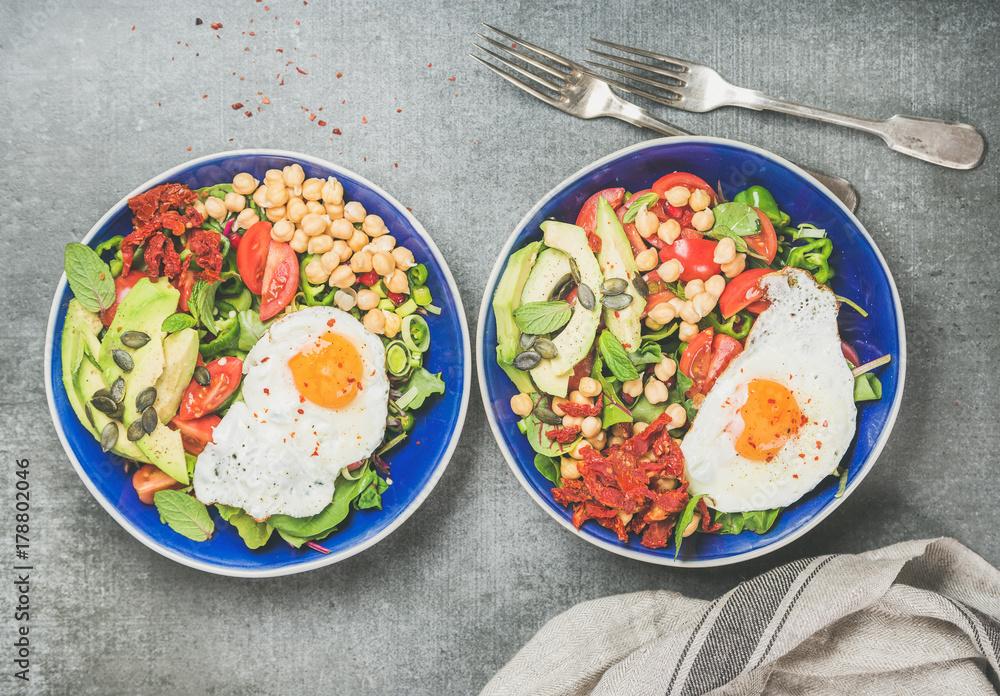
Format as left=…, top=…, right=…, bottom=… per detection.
left=519, top=333, right=538, bottom=350
left=84, top=403, right=96, bottom=429
left=632, top=273, right=650, bottom=299
left=121, top=331, right=151, bottom=349
left=193, top=365, right=211, bottom=387
left=601, top=292, right=634, bottom=311
left=112, top=349, right=133, bottom=372
left=126, top=419, right=146, bottom=442
left=141, top=406, right=158, bottom=434
left=533, top=337, right=558, bottom=360
left=548, top=273, right=574, bottom=302
left=92, top=387, right=112, bottom=401
left=109, top=376, right=126, bottom=403
left=600, top=278, right=629, bottom=296
left=91, top=395, right=117, bottom=415
left=135, top=386, right=157, bottom=412
left=111, top=401, right=125, bottom=420
left=533, top=405, right=562, bottom=425
left=512, top=350, right=542, bottom=370
left=577, top=283, right=596, bottom=311
left=568, top=256, right=581, bottom=284
left=100, top=422, right=119, bottom=453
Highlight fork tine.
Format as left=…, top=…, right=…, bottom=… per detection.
left=482, top=23, right=578, bottom=70
left=586, top=48, right=685, bottom=84
left=589, top=37, right=694, bottom=72
left=472, top=43, right=564, bottom=92
left=580, top=68, right=680, bottom=108
left=583, top=59, right=683, bottom=99
left=476, top=34, right=568, bottom=82
left=469, top=53, right=562, bottom=109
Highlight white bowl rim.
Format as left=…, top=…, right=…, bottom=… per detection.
left=476, top=135, right=907, bottom=567
left=44, top=148, right=472, bottom=578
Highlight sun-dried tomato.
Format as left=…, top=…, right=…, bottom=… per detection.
left=587, top=230, right=602, bottom=254
left=640, top=520, right=672, bottom=549
left=546, top=425, right=581, bottom=443
left=697, top=496, right=723, bottom=533
left=122, top=184, right=207, bottom=280
left=558, top=394, right=603, bottom=418
left=187, top=229, right=224, bottom=282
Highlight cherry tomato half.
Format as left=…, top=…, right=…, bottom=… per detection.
left=615, top=203, right=650, bottom=257
left=236, top=221, right=273, bottom=295
left=170, top=414, right=222, bottom=455
left=171, top=267, right=197, bottom=313
left=679, top=329, right=744, bottom=396
left=100, top=270, right=149, bottom=327
left=651, top=172, right=718, bottom=205
left=717, top=268, right=775, bottom=318
left=575, top=187, right=625, bottom=234
left=657, top=238, right=721, bottom=283
left=259, top=241, right=299, bottom=321
left=744, top=208, right=778, bottom=264
left=567, top=349, right=595, bottom=393
left=177, top=356, right=243, bottom=420
left=132, top=464, right=184, bottom=504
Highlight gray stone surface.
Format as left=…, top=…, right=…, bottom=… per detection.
left=1, top=0, right=998, bottom=693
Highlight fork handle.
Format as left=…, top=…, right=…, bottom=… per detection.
left=742, top=91, right=985, bottom=170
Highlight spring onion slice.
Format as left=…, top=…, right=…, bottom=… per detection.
left=835, top=295, right=869, bottom=318
left=385, top=341, right=410, bottom=376
left=423, top=304, right=442, bottom=316
left=851, top=354, right=891, bottom=377
left=402, top=314, right=430, bottom=353
left=412, top=285, right=432, bottom=306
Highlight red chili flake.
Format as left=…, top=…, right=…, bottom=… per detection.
left=396, top=108, right=402, bottom=113
left=332, top=128, right=342, bottom=135
left=231, top=102, right=244, bottom=110
left=276, top=48, right=283, bottom=53
left=263, top=388, right=269, bottom=395
left=249, top=31, right=255, bottom=36
left=793, top=474, right=799, bottom=479
left=195, top=18, right=203, bottom=25
left=394, top=163, right=398, bottom=168
left=327, top=319, right=336, bottom=327
left=131, top=25, right=135, bottom=30
left=262, top=97, right=270, bottom=104
left=309, top=113, right=316, bottom=121
left=297, top=409, right=304, bottom=415
left=211, top=21, right=222, bottom=29
left=336, top=72, right=342, bottom=78
left=361, top=116, right=368, bottom=124
left=299, top=395, right=305, bottom=403
left=296, top=67, right=308, bottom=75
left=427, top=63, right=432, bottom=67
left=186, top=146, right=192, bottom=151
left=202, top=94, right=208, bottom=98
left=318, top=120, right=326, bottom=127
left=449, top=77, right=456, bottom=81
left=244, top=110, right=252, bottom=117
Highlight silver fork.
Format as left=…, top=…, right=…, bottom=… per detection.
left=471, top=25, right=858, bottom=212
left=587, top=38, right=985, bottom=170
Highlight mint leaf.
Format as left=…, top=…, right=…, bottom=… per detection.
left=622, top=192, right=660, bottom=223
left=711, top=202, right=761, bottom=237
left=674, top=493, right=707, bottom=558
left=64, top=242, right=116, bottom=314
left=188, top=280, right=220, bottom=335
left=162, top=313, right=197, bottom=333
left=534, top=453, right=561, bottom=486
left=599, top=330, right=639, bottom=382
left=628, top=341, right=663, bottom=367
left=154, top=490, right=214, bottom=542
left=512, top=301, right=572, bottom=335
left=216, top=504, right=273, bottom=549
left=397, top=367, right=445, bottom=410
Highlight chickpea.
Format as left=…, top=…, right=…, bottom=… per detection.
left=301, top=177, right=324, bottom=201
left=329, top=265, right=357, bottom=289
left=372, top=250, right=395, bottom=276
left=263, top=168, right=284, bottom=184
left=689, top=188, right=711, bottom=212
left=282, top=163, right=305, bottom=187
left=587, top=431, right=607, bottom=451
left=644, top=378, right=669, bottom=405
left=568, top=440, right=588, bottom=460
left=551, top=397, right=570, bottom=417
left=665, top=403, right=687, bottom=428
left=648, top=302, right=676, bottom=325
left=685, top=279, right=705, bottom=298
left=271, top=219, right=295, bottom=242
left=562, top=415, right=584, bottom=429
left=363, top=308, right=386, bottom=334
left=654, top=476, right=678, bottom=492
left=332, top=240, right=352, bottom=263
left=372, top=235, right=397, bottom=253
left=635, top=207, right=659, bottom=238
left=581, top=416, right=602, bottom=439
left=391, top=246, right=415, bottom=270
left=348, top=229, right=369, bottom=253
left=658, top=219, right=681, bottom=244
left=322, top=177, right=344, bottom=205
left=350, top=250, right=374, bottom=274
left=578, top=377, right=602, bottom=398
left=691, top=208, right=715, bottom=232
left=307, top=235, right=334, bottom=255
left=721, top=253, right=747, bottom=278
left=356, top=289, right=380, bottom=311
left=705, top=274, right=726, bottom=297
left=266, top=182, right=288, bottom=207
left=665, top=186, right=691, bottom=208
left=608, top=436, right=625, bottom=447
left=617, top=510, right=633, bottom=526
left=611, top=424, right=628, bottom=438
left=344, top=200, right=367, bottom=223
left=679, top=301, right=701, bottom=324
left=232, top=172, right=258, bottom=195
left=288, top=229, right=309, bottom=253
left=682, top=512, right=702, bottom=538
left=678, top=321, right=699, bottom=342
left=265, top=205, right=286, bottom=223
left=204, top=196, right=227, bottom=221
left=325, top=201, right=345, bottom=220
left=192, top=199, right=207, bottom=218
left=561, top=457, right=581, bottom=480
left=383, top=312, right=402, bottom=338
left=334, top=289, right=357, bottom=312
left=658, top=259, right=683, bottom=283
left=654, top=357, right=677, bottom=382
left=385, top=269, right=409, bottom=294
left=286, top=198, right=308, bottom=224
left=632, top=421, right=649, bottom=435
left=304, top=258, right=328, bottom=285
left=223, top=192, right=246, bottom=213
left=362, top=214, right=387, bottom=237
left=635, top=248, right=659, bottom=272
left=569, top=390, right=593, bottom=405
left=252, top=184, right=269, bottom=209
left=305, top=200, right=325, bottom=216
left=235, top=208, right=258, bottom=231
left=300, top=213, right=326, bottom=237
left=622, top=379, right=643, bottom=398
left=713, top=237, right=737, bottom=265
left=289, top=185, right=303, bottom=199
left=692, top=292, right=717, bottom=318
left=645, top=317, right=663, bottom=331
left=330, top=218, right=354, bottom=240
left=321, top=250, right=342, bottom=275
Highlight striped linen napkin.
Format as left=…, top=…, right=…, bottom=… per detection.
left=481, top=538, right=1000, bottom=695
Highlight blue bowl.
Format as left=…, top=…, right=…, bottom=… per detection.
left=45, top=150, right=471, bottom=577
left=477, top=137, right=905, bottom=566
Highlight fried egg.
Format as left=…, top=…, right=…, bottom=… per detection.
left=681, top=268, right=857, bottom=512
left=193, top=306, right=389, bottom=520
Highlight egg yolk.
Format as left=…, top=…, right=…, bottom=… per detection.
left=288, top=332, right=363, bottom=410
left=736, top=379, right=802, bottom=462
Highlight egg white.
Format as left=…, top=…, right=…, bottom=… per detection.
left=681, top=268, right=857, bottom=513
left=193, top=306, right=389, bottom=520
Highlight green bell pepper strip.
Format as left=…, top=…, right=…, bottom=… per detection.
left=704, top=310, right=754, bottom=340
left=299, top=254, right=337, bottom=306
left=786, top=238, right=834, bottom=284
left=199, top=300, right=240, bottom=359
left=734, top=186, right=789, bottom=227
left=95, top=235, right=123, bottom=257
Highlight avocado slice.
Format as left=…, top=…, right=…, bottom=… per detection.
left=152, top=328, right=199, bottom=423
left=492, top=241, right=541, bottom=394
left=518, top=248, right=574, bottom=397
left=594, top=197, right=643, bottom=352
left=538, top=221, right=603, bottom=378
left=98, top=278, right=188, bottom=484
